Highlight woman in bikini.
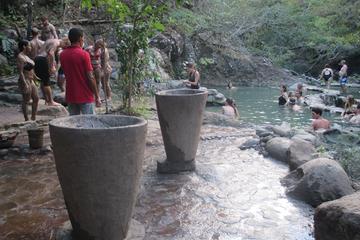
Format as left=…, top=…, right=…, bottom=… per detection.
left=17, top=40, right=39, bottom=121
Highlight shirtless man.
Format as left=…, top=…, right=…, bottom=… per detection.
left=29, top=28, right=44, bottom=59
left=40, top=16, right=58, bottom=41
left=311, top=107, right=330, bottom=131
left=339, top=60, right=348, bottom=94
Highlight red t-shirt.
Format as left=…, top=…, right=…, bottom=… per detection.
left=60, top=45, right=94, bottom=103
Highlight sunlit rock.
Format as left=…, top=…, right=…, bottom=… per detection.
left=265, top=137, right=292, bottom=162
left=281, top=158, right=354, bottom=207
left=315, top=192, right=360, bottom=240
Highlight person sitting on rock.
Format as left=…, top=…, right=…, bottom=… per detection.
left=342, top=95, right=356, bottom=118
left=349, top=103, right=360, bottom=125
left=311, top=107, right=330, bottom=131
left=320, top=64, right=333, bottom=89
left=278, top=85, right=288, bottom=105
left=222, top=98, right=239, bottom=119
left=183, top=62, right=200, bottom=89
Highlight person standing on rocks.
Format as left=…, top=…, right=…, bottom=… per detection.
left=320, top=64, right=333, bottom=89
left=339, top=60, right=348, bottom=94
left=40, top=16, right=58, bottom=41
left=34, top=39, right=61, bottom=106
left=60, top=28, right=101, bottom=115
left=311, top=107, right=330, bottom=131
left=29, top=28, right=44, bottom=60
left=17, top=40, right=39, bottom=121
left=86, top=40, right=103, bottom=97
left=99, top=39, right=112, bottom=103
left=183, top=62, right=200, bottom=89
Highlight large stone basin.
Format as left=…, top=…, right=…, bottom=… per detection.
left=49, top=115, right=147, bottom=240
left=156, top=88, right=208, bottom=173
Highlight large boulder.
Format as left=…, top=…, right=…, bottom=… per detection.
left=281, top=158, right=354, bottom=207
left=287, top=138, right=316, bottom=170
left=265, top=137, right=292, bottom=162
left=291, top=130, right=318, bottom=146
left=37, top=104, right=69, bottom=118
left=315, top=192, right=360, bottom=240
left=272, top=122, right=292, bottom=137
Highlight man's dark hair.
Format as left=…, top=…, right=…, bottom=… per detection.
left=68, top=28, right=83, bottom=44
left=18, top=39, right=29, bottom=52
left=312, top=107, right=323, bottom=116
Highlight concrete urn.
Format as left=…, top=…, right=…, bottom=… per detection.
left=49, top=115, right=147, bottom=240
left=156, top=88, right=208, bottom=173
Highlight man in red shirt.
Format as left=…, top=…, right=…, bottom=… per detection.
left=60, top=28, right=101, bottom=115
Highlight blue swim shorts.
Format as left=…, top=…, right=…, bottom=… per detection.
left=340, top=76, right=348, bottom=85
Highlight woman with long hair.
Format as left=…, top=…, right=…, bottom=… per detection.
left=222, top=98, right=239, bottom=118
left=17, top=40, right=39, bottom=121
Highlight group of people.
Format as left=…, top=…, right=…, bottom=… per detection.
left=16, top=17, right=113, bottom=121
left=319, top=60, right=348, bottom=93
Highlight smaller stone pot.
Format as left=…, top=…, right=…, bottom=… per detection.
left=156, top=88, right=208, bottom=173
left=27, top=128, right=44, bottom=149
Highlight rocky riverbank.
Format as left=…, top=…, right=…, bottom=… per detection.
left=0, top=103, right=359, bottom=239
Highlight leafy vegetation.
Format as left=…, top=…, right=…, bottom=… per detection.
left=82, top=0, right=183, bottom=113
left=170, top=0, right=360, bottom=73
left=337, top=147, right=360, bottom=181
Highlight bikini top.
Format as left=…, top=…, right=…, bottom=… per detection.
left=23, top=62, right=34, bottom=71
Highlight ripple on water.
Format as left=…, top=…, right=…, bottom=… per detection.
left=134, top=133, right=314, bottom=240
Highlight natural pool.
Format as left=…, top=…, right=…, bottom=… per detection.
left=206, top=86, right=360, bottom=129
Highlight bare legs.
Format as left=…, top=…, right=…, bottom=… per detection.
left=42, top=84, right=60, bottom=106
left=101, top=71, right=112, bottom=100
left=21, top=83, right=39, bottom=121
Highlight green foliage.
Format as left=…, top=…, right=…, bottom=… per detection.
left=337, top=147, right=360, bottom=181
left=82, top=0, right=182, bottom=113
left=199, top=57, right=214, bottom=66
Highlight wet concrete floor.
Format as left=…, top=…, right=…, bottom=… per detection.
left=0, top=120, right=314, bottom=240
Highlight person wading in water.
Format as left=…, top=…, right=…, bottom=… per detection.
left=183, top=62, right=200, bottom=89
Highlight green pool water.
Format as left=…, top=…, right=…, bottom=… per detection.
left=206, top=86, right=359, bottom=129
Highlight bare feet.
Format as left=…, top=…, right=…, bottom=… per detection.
left=47, top=101, right=61, bottom=106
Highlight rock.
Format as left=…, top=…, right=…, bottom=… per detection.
left=0, top=149, right=9, bottom=157
left=53, top=92, right=67, bottom=106
left=256, top=127, right=273, bottom=137
left=36, top=104, right=69, bottom=117
left=292, top=130, right=318, bottom=145
left=265, top=137, right=292, bottom=162
left=0, top=129, right=19, bottom=149
left=0, top=92, right=22, bottom=104
left=239, top=138, right=260, bottom=150
left=260, top=135, right=274, bottom=143
left=203, top=111, right=244, bottom=128
left=3, top=29, right=18, bottom=40
left=335, top=96, right=347, bottom=108
left=207, top=89, right=226, bottom=105
left=0, top=54, right=8, bottom=65
left=272, top=122, right=292, bottom=137
left=287, top=138, right=315, bottom=170
left=281, top=158, right=354, bottom=207
left=315, top=192, right=360, bottom=240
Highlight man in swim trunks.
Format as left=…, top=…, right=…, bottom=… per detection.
left=339, top=60, right=348, bottom=94
left=29, top=28, right=44, bottom=60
